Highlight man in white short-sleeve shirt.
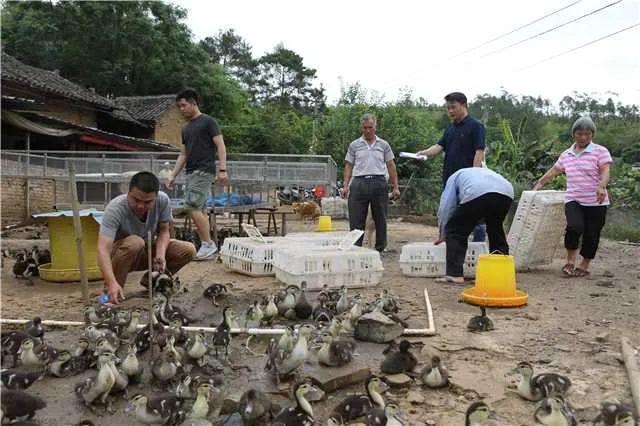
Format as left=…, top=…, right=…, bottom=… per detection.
left=342, top=113, right=400, bottom=252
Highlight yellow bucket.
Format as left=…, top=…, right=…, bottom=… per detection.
left=460, top=253, right=528, bottom=307
left=38, top=216, right=103, bottom=282
left=316, top=215, right=333, bottom=232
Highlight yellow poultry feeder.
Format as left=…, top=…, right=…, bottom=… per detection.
left=461, top=253, right=528, bottom=307
left=316, top=215, right=335, bottom=232
left=33, top=209, right=104, bottom=282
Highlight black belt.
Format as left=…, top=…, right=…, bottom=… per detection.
left=354, top=175, right=384, bottom=179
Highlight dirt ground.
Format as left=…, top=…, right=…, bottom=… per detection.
left=1, top=218, right=639, bottom=425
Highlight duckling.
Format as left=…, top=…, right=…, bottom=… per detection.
left=375, top=290, right=399, bottom=315
left=366, top=403, right=404, bottom=426
left=12, top=252, right=29, bottom=277
left=263, top=295, right=279, bottom=324
left=134, top=320, right=166, bottom=353
left=121, top=344, right=143, bottom=381
left=203, top=283, right=231, bottom=307
left=1, top=331, right=33, bottom=367
left=74, top=352, right=117, bottom=413
left=94, top=336, right=118, bottom=355
left=107, top=353, right=130, bottom=397
left=349, top=295, right=365, bottom=320
left=186, top=332, right=208, bottom=366
left=245, top=300, right=264, bottom=327
left=278, top=326, right=295, bottom=353
left=277, top=324, right=314, bottom=376
left=380, top=340, right=417, bottom=375
left=1, top=389, right=47, bottom=422
left=126, top=393, right=186, bottom=425
left=294, top=281, right=313, bottom=320
left=212, top=307, right=234, bottom=358
left=534, top=395, right=577, bottom=426
left=278, top=286, right=298, bottom=319
left=48, top=350, right=74, bottom=377
left=271, top=381, right=317, bottom=425
left=317, top=333, right=355, bottom=367
left=72, top=337, right=91, bottom=357
left=118, top=310, right=142, bottom=339
left=169, top=318, right=188, bottom=345
left=188, top=382, right=220, bottom=420
left=513, top=361, right=572, bottom=401
left=166, top=302, right=194, bottom=326
left=1, top=368, right=44, bottom=390
left=32, top=245, right=51, bottom=265
left=239, top=388, right=274, bottom=425
left=465, top=401, right=498, bottom=426
left=467, top=307, right=494, bottom=332
left=82, top=305, right=117, bottom=325
left=420, top=355, right=449, bottom=388
left=328, top=317, right=346, bottom=339
left=594, top=402, right=636, bottom=425
left=336, top=286, right=350, bottom=314
left=152, top=351, right=182, bottom=382
left=18, top=339, right=57, bottom=368
left=332, top=376, right=388, bottom=421
left=313, top=298, right=334, bottom=324
left=23, top=316, right=44, bottom=340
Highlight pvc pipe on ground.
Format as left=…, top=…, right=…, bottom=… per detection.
left=0, top=288, right=437, bottom=336
left=621, top=336, right=640, bottom=418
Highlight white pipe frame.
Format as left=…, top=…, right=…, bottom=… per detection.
left=0, top=289, right=436, bottom=336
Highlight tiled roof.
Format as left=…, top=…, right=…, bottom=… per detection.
left=115, top=95, right=176, bottom=122
left=1, top=52, right=115, bottom=109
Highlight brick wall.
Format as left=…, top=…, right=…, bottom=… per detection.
left=45, top=100, right=97, bottom=127
left=154, top=105, right=185, bottom=147
left=1, top=177, right=56, bottom=226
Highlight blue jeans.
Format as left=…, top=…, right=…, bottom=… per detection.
left=472, top=223, right=486, bottom=242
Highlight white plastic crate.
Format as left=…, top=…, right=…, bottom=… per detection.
left=399, top=242, right=489, bottom=278
left=220, top=236, right=287, bottom=276
left=507, top=190, right=566, bottom=271
left=273, top=230, right=382, bottom=290
left=321, top=196, right=349, bottom=219
left=273, top=246, right=383, bottom=290
left=284, top=231, right=350, bottom=247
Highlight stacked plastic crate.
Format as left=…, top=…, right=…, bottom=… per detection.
left=507, top=190, right=566, bottom=271
left=321, top=196, right=349, bottom=219
left=399, top=242, right=489, bottom=278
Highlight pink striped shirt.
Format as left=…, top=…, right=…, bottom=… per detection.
left=554, top=142, right=613, bottom=205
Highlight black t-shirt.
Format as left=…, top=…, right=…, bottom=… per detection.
left=437, top=115, right=485, bottom=186
left=181, top=114, right=221, bottom=174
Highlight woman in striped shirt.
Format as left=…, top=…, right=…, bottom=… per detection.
left=534, top=116, right=612, bottom=277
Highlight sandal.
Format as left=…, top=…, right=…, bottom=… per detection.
left=435, top=276, right=465, bottom=284
left=573, top=268, right=590, bottom=277
left=561, top=263, right=575, bottom=277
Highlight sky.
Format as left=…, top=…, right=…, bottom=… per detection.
left=176, top=0, right=640, bottom=106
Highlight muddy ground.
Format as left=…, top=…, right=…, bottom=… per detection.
left=1, top=218, right=639, bottom=425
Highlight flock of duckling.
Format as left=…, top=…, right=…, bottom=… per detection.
left=4, top=246, right=51, bottom=279
left=0, top=269, right=637, bottom=425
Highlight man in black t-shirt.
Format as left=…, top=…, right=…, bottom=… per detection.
left=417, top=92, right=487, bottom=242
left=166, top=88, right=228, bottom=260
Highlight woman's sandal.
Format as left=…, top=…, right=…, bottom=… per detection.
left=573, top=268, right=590, bottom=277
left=561, top=263, right=575, bottom=277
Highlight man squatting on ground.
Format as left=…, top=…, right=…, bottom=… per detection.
left=97, top=172, right=196, bottom=304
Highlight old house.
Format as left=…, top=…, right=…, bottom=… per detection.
left=115, top=95, right=186, bottom=148
left=1, top=53, right=178, bottom=225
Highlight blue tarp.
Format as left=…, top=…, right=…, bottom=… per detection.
left=170, top=193, right=262, bottom=209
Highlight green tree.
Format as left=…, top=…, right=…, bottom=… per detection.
left=199, top=29, right=257, bottom=90
left=255, top=44, right=324, bottom=112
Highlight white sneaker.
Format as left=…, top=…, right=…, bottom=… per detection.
left=195, top=242, right=218, bottom=260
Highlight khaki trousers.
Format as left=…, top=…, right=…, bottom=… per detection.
left=111, top=235, right=196, bottom=287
